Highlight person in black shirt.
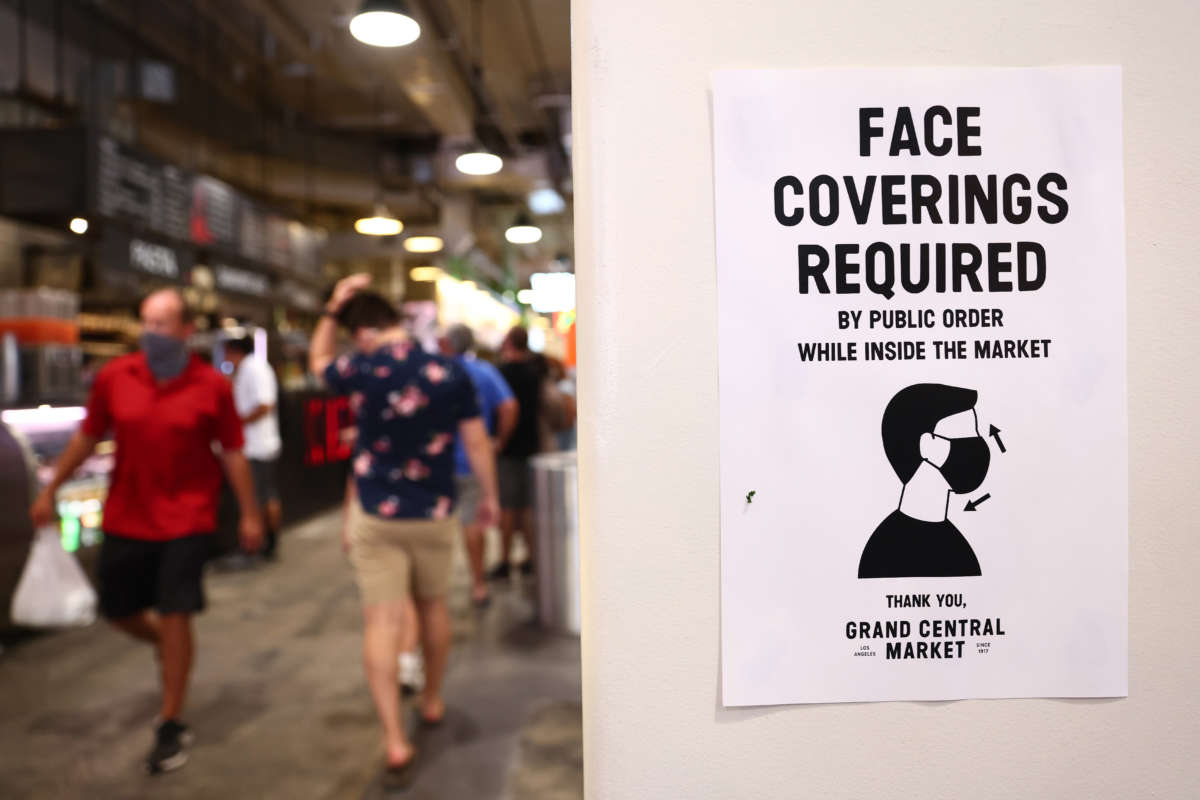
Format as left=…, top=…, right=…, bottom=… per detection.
left=492, top=327, right=543, bottom=578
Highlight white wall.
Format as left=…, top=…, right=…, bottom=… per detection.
left=572, top=1, right=1200, bottom=797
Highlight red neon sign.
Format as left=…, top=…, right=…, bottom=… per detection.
left=305, top=396, right=355, bottom=466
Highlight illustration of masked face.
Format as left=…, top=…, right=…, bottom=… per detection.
left=931, top=433, right=990, bottom=494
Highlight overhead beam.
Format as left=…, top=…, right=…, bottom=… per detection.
left=408, top=0, right=523, bottom=150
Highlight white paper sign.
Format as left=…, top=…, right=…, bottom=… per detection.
left=714, top=67, right=1127, bottom=706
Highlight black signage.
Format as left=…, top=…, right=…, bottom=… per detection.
left=92, top=136, right=322, bottom=278
left=94, top=231, right=193, bottom=288
left=214, top=264, right=272, bottom=297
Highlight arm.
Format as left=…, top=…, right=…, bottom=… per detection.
left=493, top=398, right=519, bottom=453
left=309, top=314, right=340, bottom=379
left=241, top=361, right=277, bottom=423
left=561, top=392, right=577, bottom=428
left=310, top=272, right=372, bottom=378
left=220, top=450, right=264, bottom=552
left=340, top=474, right=357, bottom=554
left=33, top=368, right=111, bottom=525
left=29, top=430, right=99, bottom=526
left=459, top=417, right=499, bottom=527
left=241, top=403, right=274, bottom=424
left=213, top=378, right=262, bottom=551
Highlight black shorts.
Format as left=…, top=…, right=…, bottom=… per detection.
left=498, top=457, right=533, bottom=510
left=249, top=457, right=280, bottom=507
left=98, top=532, right=214, bottom=619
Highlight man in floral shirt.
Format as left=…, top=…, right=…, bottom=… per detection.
left=310, top=273, right=499, bottom=787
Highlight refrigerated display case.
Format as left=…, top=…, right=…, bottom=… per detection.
left=0, top=289, right=83, bottom=406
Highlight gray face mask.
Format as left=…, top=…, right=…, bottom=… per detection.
left=140, top=332, right=189, bottom=380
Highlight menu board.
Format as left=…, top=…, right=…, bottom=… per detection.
left=96, top=137, right=162, bottom=230
left=191, top=176, right=238, bottom=249
left=93, top=137, right=322, bottom=280
left=161, top=166, right=192, bottom=242
left=238, top=203, right=267, bottom=263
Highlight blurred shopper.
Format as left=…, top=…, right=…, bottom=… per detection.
left=555, top=364, right=578, bottom=451
left=440, top=324, right=519, bottom=606
left=225, top=337, right=283, bottom=560
left=494, top=327, right=543, bottom=578
left=29, top=289, right=263, bottom=775
left=539, top=356, right=577, bottom=452
left=311, top=274, right=498, bottom=785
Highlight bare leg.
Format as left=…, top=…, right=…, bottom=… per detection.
left=415, top=597, right=451, bottom=722
left=400, top=595, right=419, bottom=655
left=499, top=510, right=516, bottom=571
left=158, top=614, right=193, bottom=721
left=265, top=499, right=283, bottom=557
left=362, top=601, right=413, bottom=767
left=463, top=522, right=489, bottom=603
left=265, top=499, right=283, bottom=533
left=519, top=507, right=535, bottom=570
left=110, top=611, right=161, bottom=646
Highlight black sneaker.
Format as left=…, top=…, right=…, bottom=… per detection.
left=486, top=562, right=511, bottom=581
left=146, top=719, right=192, bottom=775
left=519, top=560, right=535, bottom=577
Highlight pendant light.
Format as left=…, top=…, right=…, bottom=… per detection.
left=410, top=266, right=441, bottom=281
left=355, top=205, right=404, bottom=236
left=403, top=235, right=444, bottom=253
left=455, top=147, right=503, bottom=176
left=349, top=0, right=421, bottom=48
left=505, top=212, right=543, bottom=245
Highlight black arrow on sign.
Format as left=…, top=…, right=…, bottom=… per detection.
left=964, top=493, right=991, bottom=512
left=988, top=424, right=1006, bottom=453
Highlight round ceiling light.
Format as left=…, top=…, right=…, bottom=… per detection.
left=349, top=1, right=421, bottom=48
left=403, top=235, right=444, bottom=253
left=354, top=213, right=404, bottom=236
left=409, top=266, right=441, bottom=281
left=455, top=150, right=503, bottom=176
left=505, top=213, right=543, bottom=245
left=69, top=217, right=89, bottom=235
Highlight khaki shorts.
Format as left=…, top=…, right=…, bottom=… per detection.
left=348, top=502, right=457, bottom=605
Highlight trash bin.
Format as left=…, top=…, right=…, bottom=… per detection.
left=531, top=451, right=580, bottom=635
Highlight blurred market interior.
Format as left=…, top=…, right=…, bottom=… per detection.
left=0, top=0, right=580, bottom=797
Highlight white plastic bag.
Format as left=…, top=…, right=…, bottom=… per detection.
left=11, top=526, right=97, bottom=628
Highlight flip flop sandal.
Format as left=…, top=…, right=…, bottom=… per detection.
left=414, top=704, right=445, bottom=728
left=382, top=758, right=416, bottom=791
left=419, top=712, right=445, bottom=728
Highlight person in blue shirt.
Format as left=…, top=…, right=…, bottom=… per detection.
left=439, top=324, right=518, bottom=607
left=310, top=274, right=499, bottom=786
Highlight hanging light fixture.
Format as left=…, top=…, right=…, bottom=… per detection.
left=355, top=205, right=404, bottom=236
left=455, top=148, right=503, bottom=176
left=409, top=266, right=442, bottom=281
left=403, top=235, right=444, bottom=253
left=505, top=212, right=543, bottom=245
left=527, top=186, right=565, bottom=215
left=349, top=0, right=421, bottom=48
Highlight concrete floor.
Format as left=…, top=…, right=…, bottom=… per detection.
left=0, top=510, right=582, bottom=800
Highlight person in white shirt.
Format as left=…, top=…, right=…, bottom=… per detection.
left=226, top=337, right=283, bottom=560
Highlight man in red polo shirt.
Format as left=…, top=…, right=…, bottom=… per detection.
left=29, top=288, right=263, bottom=775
